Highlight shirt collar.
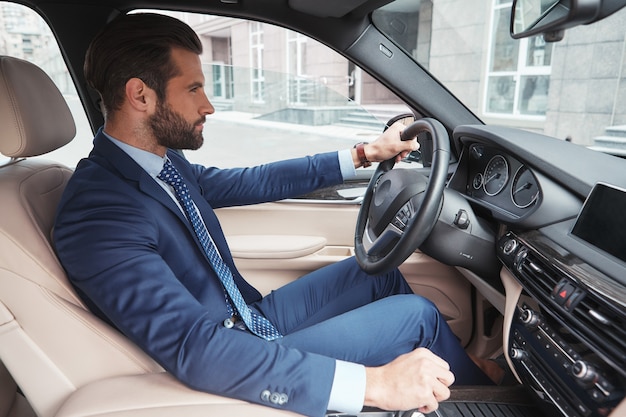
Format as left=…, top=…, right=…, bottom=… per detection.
left=102, top=132, right=166, bottom=178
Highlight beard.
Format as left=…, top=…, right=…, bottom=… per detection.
left=148, top=101, right=205, bottom=151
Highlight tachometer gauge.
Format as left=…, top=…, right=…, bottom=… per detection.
left=511, top=165, right=539, bottom=208
left=483, top=155, right=509, bottom=196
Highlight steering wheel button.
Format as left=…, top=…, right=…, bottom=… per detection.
left=392, top=218, right=405, bottom=230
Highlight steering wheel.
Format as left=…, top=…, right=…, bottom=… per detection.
left=354, top=118, right=450, bottom=274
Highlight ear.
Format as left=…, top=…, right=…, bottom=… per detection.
left=124, top=78, right=157, bottom=112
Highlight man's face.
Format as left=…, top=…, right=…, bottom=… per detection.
left=148, top=99, right=205, bottom=150
left=148, top=47, right=214, bottom=151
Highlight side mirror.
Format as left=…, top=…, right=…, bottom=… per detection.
left=510, top=0, right=626, bottom=41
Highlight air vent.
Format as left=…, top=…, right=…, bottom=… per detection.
left=516, top=251, right=560, bottom=305
left=572, top=295, right=626, bottom=367
left=517, top=251, right=626, bottom=372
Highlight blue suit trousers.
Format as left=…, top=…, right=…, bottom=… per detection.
left=252, top=257, right=492, bottom=386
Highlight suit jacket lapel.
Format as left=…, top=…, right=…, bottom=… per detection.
left=91, top=132, right=192, bottom=232
left=92, top=135, right=231, bottom=269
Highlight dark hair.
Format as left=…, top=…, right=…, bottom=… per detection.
left=84, top=13, right=203, bottom=116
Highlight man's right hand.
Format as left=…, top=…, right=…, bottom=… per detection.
left=363, top=348, right=454, bottom=414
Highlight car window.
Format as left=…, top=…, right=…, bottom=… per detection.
left=0, top=2, right=92, bottom=167
left=372, top=0, right=626, bottom=156
left=144, top=11, right=415, bottom=170
left=1, top=3, right=418, bottom=174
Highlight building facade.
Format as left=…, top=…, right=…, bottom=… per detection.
left=424, top=0, right=626, bottom=146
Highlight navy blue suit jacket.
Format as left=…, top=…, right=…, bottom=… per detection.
left=54, top=131, right=345, bottom=416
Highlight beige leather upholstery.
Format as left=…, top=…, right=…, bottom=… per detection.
left=0, top=360, right=35, bottom=417
left=0, top=56, right=75, bottom=158
left=0, top=56, right=297, bottom=417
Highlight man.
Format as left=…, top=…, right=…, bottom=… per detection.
left=54, top=13, right=494, bottom=417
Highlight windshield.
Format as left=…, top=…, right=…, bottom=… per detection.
left=372, top=0, right=626, bottom=155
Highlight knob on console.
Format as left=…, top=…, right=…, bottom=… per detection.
left=572, top=360, right=599, bottom=384
left=520, top=308, right=540, bottom=328
left=503, top=238, right=518, bottom=255
left=510, top=347, right=528, bottom=360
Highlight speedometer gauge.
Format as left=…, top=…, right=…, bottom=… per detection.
left=511, top=165, right=539, bottom=208
left=483, top=155, right=509, bottom=196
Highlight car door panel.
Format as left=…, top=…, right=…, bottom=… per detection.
left=216, top=200, right=474, bottom=345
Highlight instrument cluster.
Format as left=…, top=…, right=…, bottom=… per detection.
left=465, top=144, right=541, bottom=217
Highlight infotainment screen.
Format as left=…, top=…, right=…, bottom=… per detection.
left=571, top=183, right=626, bottom=263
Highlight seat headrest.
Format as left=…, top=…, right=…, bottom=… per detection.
left=0, top=56, right=76, bottom=158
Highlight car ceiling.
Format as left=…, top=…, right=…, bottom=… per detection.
left=20, top=0, right=394, bottom=18
left=20, top=0, right=388, bottom=45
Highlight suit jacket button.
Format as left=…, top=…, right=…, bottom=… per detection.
left=278, top=393, right=288, bottom=405
left=260, top=390, right=271, bottom=402
left=270, top=392, right=281, bottom=404
left=223, top=318, right=235, bottom=328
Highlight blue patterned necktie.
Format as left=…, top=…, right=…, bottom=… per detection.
left=158, top=160, right=282, bottom=341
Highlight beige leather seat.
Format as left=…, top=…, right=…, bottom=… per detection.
left=0, top=56, right=297, bottom=417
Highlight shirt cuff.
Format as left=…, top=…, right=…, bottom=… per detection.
left=327, top=360, right=366, bottom=414
left=338, top=149, right=357, bottom=180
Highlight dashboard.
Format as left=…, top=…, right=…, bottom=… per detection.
left=441, top=124, right=626, bottom=417
left=464, top=144, right=540, bottom=218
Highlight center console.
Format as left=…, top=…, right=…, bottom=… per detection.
left=498, top=230, right=626, bottom=417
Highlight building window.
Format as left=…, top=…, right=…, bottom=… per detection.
left=249, top=21, right=264, bottom=102
left=485, top=1, right=552, bottom=117
left=211, top=63, right=224, bottom=98
left=287, top=31, right=308, bottom=105
left=209, top=62, right=233, bottom=100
